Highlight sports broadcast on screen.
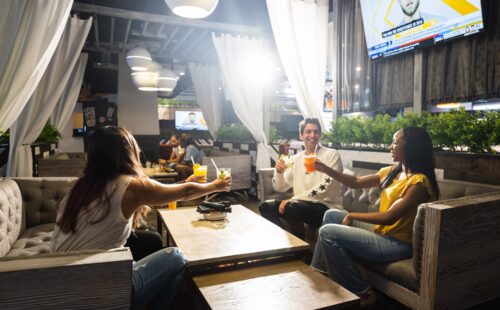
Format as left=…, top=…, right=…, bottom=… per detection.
left=360, top=0, right=484, bottom=60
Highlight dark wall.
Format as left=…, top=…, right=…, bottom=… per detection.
left=135, top=135, right=160, bottom=163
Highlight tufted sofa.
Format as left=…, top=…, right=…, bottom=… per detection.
left=0, top=177, right=132, bottom=309
left=257, top=167, right=500, bottom=309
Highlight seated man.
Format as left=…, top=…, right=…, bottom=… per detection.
left=259, top=118, right=343, bottom=240
left=175, top=136, right=206, bottom=181
left=165, top=134, right=184, bottom=168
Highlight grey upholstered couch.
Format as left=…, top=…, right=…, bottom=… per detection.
left=0, top=177, right=132, bottom=309
left=257, top=167, right=500, bottom=309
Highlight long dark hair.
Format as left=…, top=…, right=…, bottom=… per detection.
left=57, top=126, right=145, bottom=233
left=381, top=127, right=439, bottom=199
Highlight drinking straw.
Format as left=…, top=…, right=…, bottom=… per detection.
left=314, top=144, right=318, bottom=154
left=211, top=158, right=220, bottom=173
left=191, top=156, right=195, bottom=165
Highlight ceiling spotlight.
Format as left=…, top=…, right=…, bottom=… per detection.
left=126, top=47, right=152, bottom=71
left=165, top=0, right=219, bottom=19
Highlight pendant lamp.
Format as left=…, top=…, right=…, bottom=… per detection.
left=131, top=61, right=161, bottom=91
left=165, top=0, right=219, bottom=19
left=157, top=68, right=178, bottom=92
left=126, top=47, right=152, bottom=71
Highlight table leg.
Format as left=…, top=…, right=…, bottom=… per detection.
left=157, top=211, right=163, bottom=236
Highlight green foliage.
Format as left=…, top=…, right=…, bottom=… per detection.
left=324, top=109, right=499, bottom=154
left=35, top=123, right=62, bottom=143
left=216, top=124, right=255, bottom=142
left=269, top=125, right=283, bottom=142
left=0, top=130, right=9, bottom=144
left=157, top=98, right=198, bottom=107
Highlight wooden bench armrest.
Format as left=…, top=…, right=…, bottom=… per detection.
left=0, top=248, right=133, bottom=309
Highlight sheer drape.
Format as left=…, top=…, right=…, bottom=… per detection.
left=333, top=0, right=413, bottom=111
left=331, top=0, right=372, bottom=112
left=371, top=53, right=414, bottom=109
left=7, top=17, right=92, bottom=177
left=425, top=0, right=500, bottom=103
left=0, top=0, right=73, bottom=131
left=212, top=33, right=271, bottom=169
left=51, top=53, right=88, bottom=131
left=188, top=63, right=223, bottom=138
left=266, top=0, right=329, bottom=128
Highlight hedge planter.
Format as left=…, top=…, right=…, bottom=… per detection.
left=336, top=147, right=500, bottom=186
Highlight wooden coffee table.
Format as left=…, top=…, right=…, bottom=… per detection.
left=158, top=205, right=309, bottom=270
left=193, top=260, right=360, bottom=309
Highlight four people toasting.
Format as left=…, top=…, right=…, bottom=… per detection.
left=50, top=119, right=438, bottom=308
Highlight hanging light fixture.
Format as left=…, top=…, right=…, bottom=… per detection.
left=157, top=68, right=178, bottom=92
left=165, top=0, right=219, bottom=19
left=131, top=61, right=161, bottom=91
left=126, top=47, right=152, bottom=71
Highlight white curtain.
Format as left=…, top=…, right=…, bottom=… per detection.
left=0, top=0, right=73, bottom=132
left=51, top=53, right=88, bottom=131
left=266, top=0, right=329, bottom=129
left=7, top=17, right=92, bottom=177
left=212, top=33, right=271, bottom=169
left=188, top=63, right=223, bottom=138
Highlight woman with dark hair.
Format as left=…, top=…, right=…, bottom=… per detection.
left=310, top=126, right=439, bottom=307
left=51, top=126, right=231, bottom=310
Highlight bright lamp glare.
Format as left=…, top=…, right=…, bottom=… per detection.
left=173, top=6, right=209, bottom=18
left=241, top=53, right=274, bottom=86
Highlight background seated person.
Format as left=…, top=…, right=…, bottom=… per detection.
left=259, top=118, right=343, bottom=240
left=175, top=136, right=206, bottom=180
left=161, top=134, right=184, bottom=168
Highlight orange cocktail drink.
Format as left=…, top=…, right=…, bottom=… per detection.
left=193, top=164, right=208, bottom=182
left=304, top=154, right=316, bottom=173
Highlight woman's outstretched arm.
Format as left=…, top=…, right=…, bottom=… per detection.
left=315, top=159, right=380, bottom=189
left=121, top=177, right=231, bottom=218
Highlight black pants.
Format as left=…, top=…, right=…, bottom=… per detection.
left=259, top=199, right=329, bottom=240
left=125, top=230, right=163, bottom=261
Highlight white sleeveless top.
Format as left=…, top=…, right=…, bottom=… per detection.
left=51, top=175, right=133, bottom=252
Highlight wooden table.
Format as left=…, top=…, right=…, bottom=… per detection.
left=158, top=205, right=309, bottom=270
left=193, top=260, right=360, bottom=310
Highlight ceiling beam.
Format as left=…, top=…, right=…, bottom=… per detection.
left=158, top=26, right=179, bottom=56
left=142, top=21, right=150, bottom=36
left=131, top=29, right=167, bottom=40
left=110, top=17, right=115, bottom=48
left=168, top=28, right=194, bottom=58
left=122, top=19, right=132, bottom=53
left=72, top=3, right=262, bottom=36
left=93, top=17, right=100, bottom=49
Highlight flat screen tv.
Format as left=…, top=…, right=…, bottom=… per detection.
left=175, top=111, right=208, bottom=131
left=360, top=0, right=484, bottom=60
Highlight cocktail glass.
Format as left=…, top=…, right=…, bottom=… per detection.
left=304, top=154, right=316, bottom=173
left=194, top=165, right=208, bottom=182
left=217, top=168, right=231, bottom=179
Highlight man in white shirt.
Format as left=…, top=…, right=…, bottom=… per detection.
left=259, top=118, right=344, bottom=240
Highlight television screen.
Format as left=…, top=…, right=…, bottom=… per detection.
left=175, top=111, right=208, bottom=131
left=360, top=0, right=484, bottom=60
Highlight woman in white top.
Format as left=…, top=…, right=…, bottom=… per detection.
left=52, top=126, right=231, bottom=310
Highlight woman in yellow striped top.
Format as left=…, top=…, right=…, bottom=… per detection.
left=311, top=127, right=439, bottom=307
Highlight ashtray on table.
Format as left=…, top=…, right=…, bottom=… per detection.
left=196, top=201, right=231, bottom=221
left=202, top=212, right=227, bottom=221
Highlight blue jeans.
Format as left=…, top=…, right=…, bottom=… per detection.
left=311, top=209, right=412, bottom=293
left=131, top=247, right=186, bottom=310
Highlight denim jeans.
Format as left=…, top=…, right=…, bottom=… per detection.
left=311, top=209, right=412, bottom=293
left=131, top=247, right=186, bottom=310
